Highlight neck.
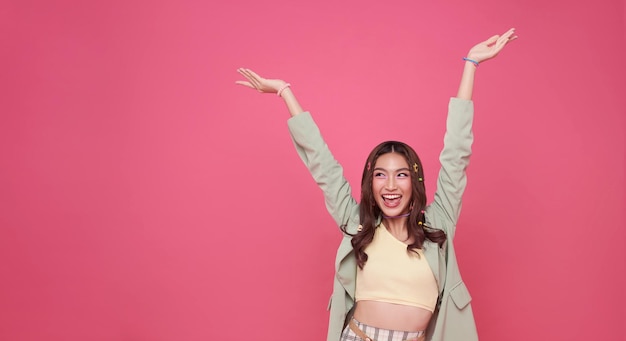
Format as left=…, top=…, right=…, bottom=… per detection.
left=381, top=216, right=409, bottom=234
left=382, top=213, right=410, bottom=218
left=381, top=218, right=410, bottom=242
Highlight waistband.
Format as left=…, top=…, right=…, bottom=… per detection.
left=348, top=319, right=425, bottom=341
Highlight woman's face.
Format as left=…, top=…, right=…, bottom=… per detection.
left=371, top=152, right=413, bottom=216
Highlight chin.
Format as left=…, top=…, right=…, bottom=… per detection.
left=381, top=208, right=410, bottom=217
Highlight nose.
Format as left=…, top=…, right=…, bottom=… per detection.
left=385, top=176, right=397, bottom=190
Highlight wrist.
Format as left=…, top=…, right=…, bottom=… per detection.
left=462, top=57, right=480, bottom=67
left=277, top=83, right=291, bottom=97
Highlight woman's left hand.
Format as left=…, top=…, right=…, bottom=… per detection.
left=467, top=28, right=517, bottom=64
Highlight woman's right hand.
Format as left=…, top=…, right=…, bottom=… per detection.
left=235, top=68, right=286, bottom=94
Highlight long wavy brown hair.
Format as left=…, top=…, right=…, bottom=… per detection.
left=342, top=141, right=446, bottom=269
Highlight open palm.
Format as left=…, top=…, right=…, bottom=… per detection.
left=235, top=68, right=286, bottom=94
left=468, top=28, right=517, bottom=63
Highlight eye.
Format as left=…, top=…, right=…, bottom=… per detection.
left=397, top=172, right=409, bottom=178
left=374, top=172, right=387, bottom=178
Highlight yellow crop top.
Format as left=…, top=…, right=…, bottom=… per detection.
left=355, top=224, right=438, bottom=312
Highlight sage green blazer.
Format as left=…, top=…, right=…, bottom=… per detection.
left=287, top=98, right=479, bottom=341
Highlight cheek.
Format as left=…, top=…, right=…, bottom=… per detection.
left=371, top=179, right=383, bottom=193
left=400, top=180, right=413, bottom=194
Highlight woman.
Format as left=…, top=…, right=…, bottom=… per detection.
left=236, top=28, right=517, bottom=341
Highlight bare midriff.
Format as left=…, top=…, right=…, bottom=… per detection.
left=353, top=300, right=432, bottom=332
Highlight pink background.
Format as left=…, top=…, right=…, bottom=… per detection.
left=2, top=0, right=625, bottom=340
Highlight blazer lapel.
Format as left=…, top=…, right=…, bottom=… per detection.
left=424, top=240, right=445, bottom=296
left=336, top=236, right=357, bottom=299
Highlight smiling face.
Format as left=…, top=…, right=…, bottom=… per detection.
left=371, top=152, right=413, bottom=217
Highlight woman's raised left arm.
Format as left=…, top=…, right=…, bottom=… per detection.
left=429, top=29, right=517, bottom=237
left=457, top=28, right=517, bottom=100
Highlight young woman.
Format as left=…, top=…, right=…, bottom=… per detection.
left=236, top=28, right=517, bottom=341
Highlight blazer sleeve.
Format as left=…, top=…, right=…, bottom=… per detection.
left=287, top=112, right=360, bottom=230
left=429, top=98, right=474, bottom=239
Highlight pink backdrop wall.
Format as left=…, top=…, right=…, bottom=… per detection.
left=2, top=0, right=625, bottom=340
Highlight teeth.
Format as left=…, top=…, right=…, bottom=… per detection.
left=383, top=194, right=401, bottom=199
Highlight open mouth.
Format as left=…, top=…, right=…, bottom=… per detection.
left=382, top=194, right=401, bottom=208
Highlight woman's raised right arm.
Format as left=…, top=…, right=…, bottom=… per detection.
left=236, top=68, right=303, bottom=117
left=236, top=68, right=360, bottom=229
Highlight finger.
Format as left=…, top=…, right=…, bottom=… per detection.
left=489, top=28, right=515, bottom=48
left=237, top=68, right=254, bottom=82
left=237, top=67, right=252, bottom=79
left=501, top=28, right=517, bottom=42
left=493, top=38, right=508, bottom=53
left=493, top=34, right=515, bottom=54
left=503, top=28, right=516, bottom=37
left=484, top=35, right=499, bottom=46
left=497, top=30, right=518, bottom=48
left=238, top=68, right=256, bottom=78
left=235, top=80, right=255, bottom=89
left=245, top=68, right=263, bottom=80
left=239, top=69, right=262, bottom=89
left=243, top=70, right=265, bottom=90
left=238, top=68, right=256, bottom=82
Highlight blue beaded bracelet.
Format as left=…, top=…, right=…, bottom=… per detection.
left=463, top=57, right=479, bottom=67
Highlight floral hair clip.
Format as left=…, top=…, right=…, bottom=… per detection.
left=413, top=163, right=419, bottom=173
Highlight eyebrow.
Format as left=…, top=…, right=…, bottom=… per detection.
left=373, top=167, right=411, bottom=172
